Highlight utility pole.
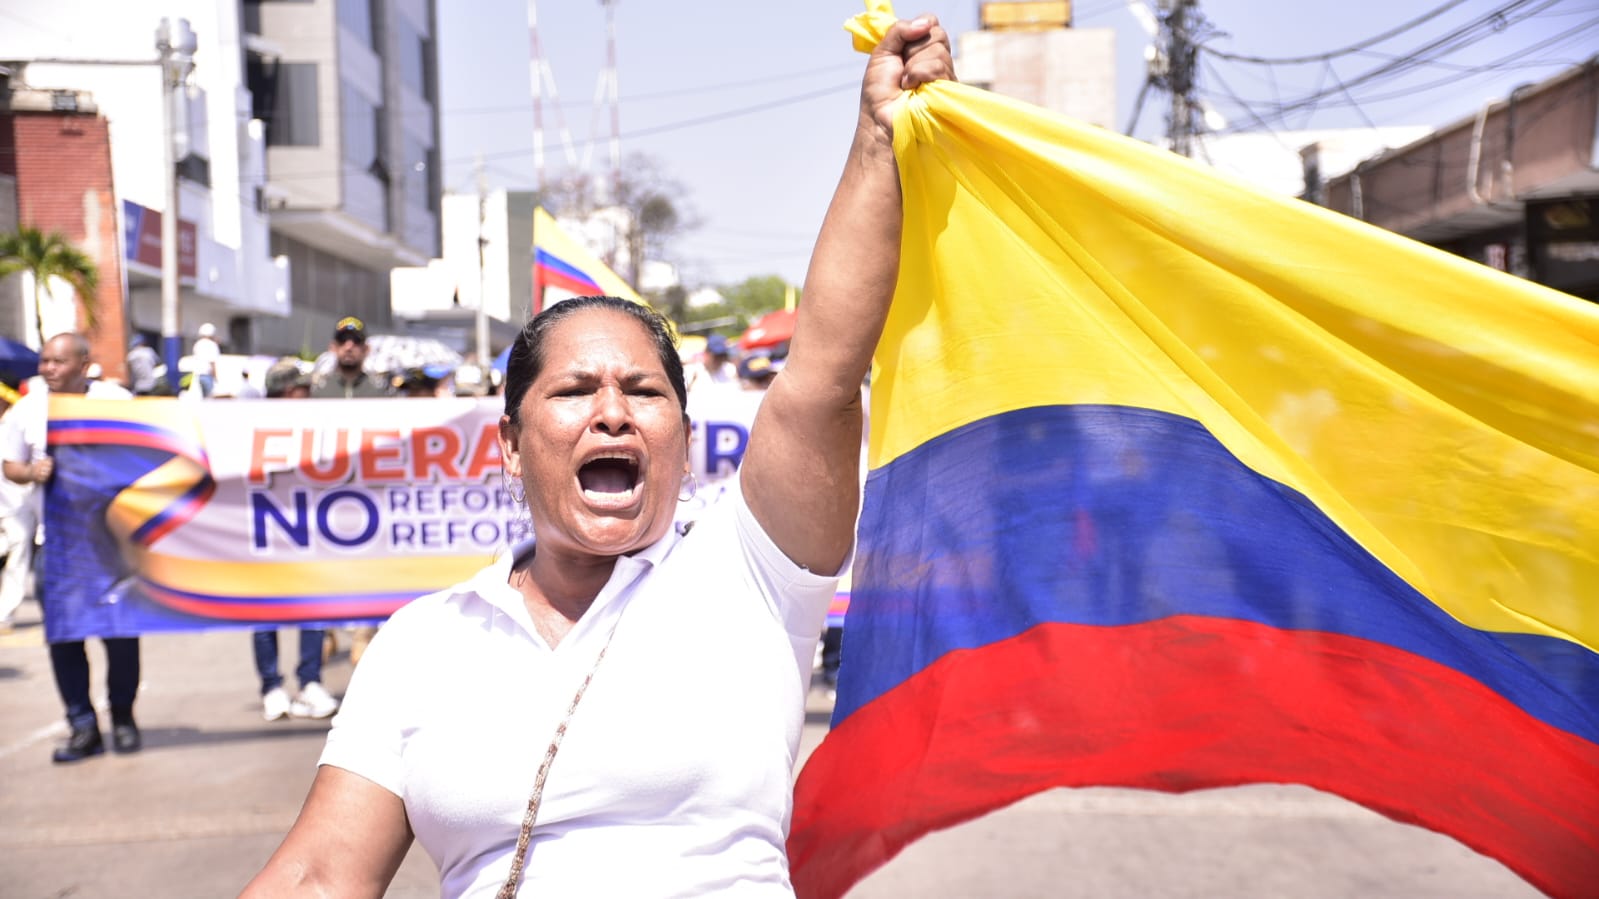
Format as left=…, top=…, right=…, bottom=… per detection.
left=1124, top=1, right=1216, bottom=155
left=156, top=18, right=196, bottom=382
left=474, top=152, right=490, bottom=368
left=1163, top=0, right=1200, bottom=158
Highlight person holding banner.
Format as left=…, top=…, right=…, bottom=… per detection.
left=1, top=333, right=139, bottom=763
left=251, top=360, right=339, bottom=722
left=311, top=315, right=388, bottom=667
left=245, top=12, right=953, bottom=897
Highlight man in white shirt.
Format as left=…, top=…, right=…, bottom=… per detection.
left=701, top=333, right=738, bottom=386
left=192, top=322, right=221, bottom=397
left=1, top=333, right=138, bottom=763
left=0, top=385, right=32, bottom=630
left=124, top=334, right=160, bottom=395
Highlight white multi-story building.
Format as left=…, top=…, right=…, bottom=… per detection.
left=390, top=191, right=652, bottom=361
left=0, top=0, right=442, bottom=358
left=244, top=0, right=442, bottom=352
left=958, top=2, right=1117, bottom=130
left=0, top=0, right=289, bottom=352
left=1202, top=128, right=1434, bottom=200
left=389, top=188, right=527, bottom=357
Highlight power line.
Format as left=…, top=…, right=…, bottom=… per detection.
left=461, top=80, right=856, bottom=172
left=1209, top=0, right=1567, bottom=132
left=168, top=76, right=855, bottom=191
left=620, top=80, right=853, bottom=139
left=1253, top=19, right=1597, bottom=118
left=1323, top=63, right=1384, bottom=133
left=448, top=61, right=859, bottom=117
left=1198, top=59, right=1295, bottom=147
left=1311, top=21, right=1598, bottom=110
left=1204, top=0, right=1473, bottom=65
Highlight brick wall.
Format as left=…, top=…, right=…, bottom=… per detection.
left=0, top=111, right=128, bottom=382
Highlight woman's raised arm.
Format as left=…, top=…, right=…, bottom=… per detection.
left=741, top=14, right=954, bottom=573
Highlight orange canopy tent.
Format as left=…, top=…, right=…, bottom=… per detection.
left=739, top=308, right=796, bottom=351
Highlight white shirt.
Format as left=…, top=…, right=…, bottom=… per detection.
left=0, top=453, right=27, bottom=528
left=704, top=359, right=738, bottom=386
left=1, top=379, right=132, bottom=519
left=0, top=397, right=32, bottom=519
left=684, top=359, right=738, bottom=394
left=192, top=335, right=220, bottom=374
left=321, top=483, right=842, bottom=898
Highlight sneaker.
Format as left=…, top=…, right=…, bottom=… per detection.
left=291, top=682, right=339, bottom=719
left=262, top=686, right=291, bottom=721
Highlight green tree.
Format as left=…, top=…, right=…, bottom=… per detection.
left=677, top=274, right=796, bottom=335
left=0, top=226, right=99, bottom=342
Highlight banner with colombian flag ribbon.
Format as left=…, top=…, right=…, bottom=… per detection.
left=40, top=395, right=512, bottom=642
left=38, top=388, right=767, bottom=642
left=787, top=6, right=1599, bottom=898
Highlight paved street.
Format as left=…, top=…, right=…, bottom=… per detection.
left=1, top=597, right=1542, bottom=898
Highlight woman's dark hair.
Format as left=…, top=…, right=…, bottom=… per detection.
left=503, top=296, right=688, bottom=427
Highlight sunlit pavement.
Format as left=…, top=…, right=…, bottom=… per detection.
left=1, top=596, right=1540, bottom=898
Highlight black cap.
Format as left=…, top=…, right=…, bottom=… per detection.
left=333, top=316, right=366, bottom=341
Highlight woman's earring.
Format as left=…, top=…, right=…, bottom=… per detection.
left=679, top=472, right=698, bottom=502
left=502, top=469, right=526, bottom=506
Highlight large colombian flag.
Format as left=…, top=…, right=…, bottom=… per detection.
left=531, top=206, right=644, bottom=312
left=788, top=6, right=1599, bottom=898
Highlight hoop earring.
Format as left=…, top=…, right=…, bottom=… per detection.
left=502, top=469, right=526, bottom=506
left=679, top=472, right=698, bottom=502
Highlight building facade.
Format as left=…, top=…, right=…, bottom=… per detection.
left=243, top=0, right=442, bottom=351
left=958, top=1, right=1116, bottom=130
left=0, top=94, right=131, bottom=379
left=1320, top=61, right=1599, bottom=302
left=0, top=0, right=288, bottom=373
left=1199, top=127, right=1433, bottom=199
left=389, top=188, right=526, bottom=360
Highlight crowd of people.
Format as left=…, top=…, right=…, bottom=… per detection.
left=0, top=310, right=833, bottom=743
left=101, top=313, right=787, bottom=407
left=0, top=16, right=945, bottom=893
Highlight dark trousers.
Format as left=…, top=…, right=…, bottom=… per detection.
left=49, top=637, right=141, bottom=730
left=821, top=626, right=843, bottom=685
left=252, top=628, right=326, bottom=694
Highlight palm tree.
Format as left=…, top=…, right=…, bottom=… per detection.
left=0, top=226, right=99, bottom=343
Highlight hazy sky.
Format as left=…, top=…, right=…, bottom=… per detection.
left=437, top=1, right=1596, bottom=289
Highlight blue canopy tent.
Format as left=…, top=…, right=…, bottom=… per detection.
left=0, top=336, right=39, bottom=386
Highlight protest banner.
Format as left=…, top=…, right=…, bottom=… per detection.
left=41, top=388, right=769, bottom=640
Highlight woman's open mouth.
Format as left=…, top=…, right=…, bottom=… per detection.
left=577, top=452, right=641, bottom=507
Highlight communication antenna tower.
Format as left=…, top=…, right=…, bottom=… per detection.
left=595, top=0, right=622, bottom=203
left=527, top=0, right=580, bottom=192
